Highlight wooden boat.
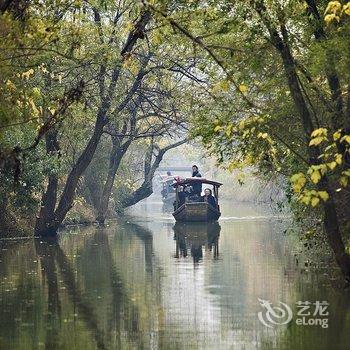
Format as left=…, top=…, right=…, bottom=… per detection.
left=160, top=175, right=177, bottom=204
left=172, top=178, right=222, bottom=222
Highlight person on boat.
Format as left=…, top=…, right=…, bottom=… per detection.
left=167, top=171, right=172, bottom=176
left=178, top=186, right=187, bottom=206
left=174, top=185, right=188, bottom=210
left=202, top=188, right=217, bottom=208
left=191, top=165, right=202, bottom=196
left=192, top=165, right=201, bottom=178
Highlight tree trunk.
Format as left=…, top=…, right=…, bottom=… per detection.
left=35, top=129, right=60, bottom=237
left=35, top=115, right=107, bottom=236
left=34, top=10, right=151, bottom=236
left=305, top=0, right=345, bottom=131
left=53, top=116, right=107, bottom=230
left=122, top=139, right=188, bottom=208
left=122, top=182, right=153, bottom=208
left=84, top=172, right=102, bottom=210
left=279, top=33, right=350, bottom=282
left=321, top=179, right=350, bottom=280
left=96, top=139, right=130, bottom=223
left=255, top=3, right=350, bottom=281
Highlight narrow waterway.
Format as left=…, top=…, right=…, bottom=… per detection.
left=0, top=199, right=349, bottom=349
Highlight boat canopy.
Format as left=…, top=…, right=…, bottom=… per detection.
left=172, top=178, right=223, bottom=188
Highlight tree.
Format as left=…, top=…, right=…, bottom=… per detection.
left=146, top=0, right=350, bottom=281
left=34, top=2, right=152, bottom=236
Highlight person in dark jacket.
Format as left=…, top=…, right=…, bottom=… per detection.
left=202, top=188, right=217, bottom=208
left=192, top=165, right=202, bottom=177
left=191, top=164, right=202, bottom=195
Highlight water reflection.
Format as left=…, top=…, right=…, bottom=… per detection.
left=35, top=237, right=108, bottom=349
left=173, top=222, right=220, bottom=262
left=162, top=201, right=174, bottom=213
left=0, top=203, right=349, bottom=349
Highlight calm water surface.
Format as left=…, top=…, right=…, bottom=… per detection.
left=0, top=199, right=349, bottom=349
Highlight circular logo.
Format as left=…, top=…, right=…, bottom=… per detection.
left=258, top=298, right=293, bottom=328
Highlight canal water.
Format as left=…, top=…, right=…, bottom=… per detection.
left=0, top=199, right=349, bottom=349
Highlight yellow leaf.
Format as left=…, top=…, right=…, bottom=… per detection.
left=228, top=162, right=237, bottom=172
left=311, top=128, right=328, bottom=137
left=6, top=80, right=16, bottom=91
left=333, top=130, right=341, bottom=141
left=325, top=1, right=342, bottom=14
left=214, top=125, right=222, bottom=132
left=300, top=195, right=311, bottom=205
left=291, top=173, right=304, bottom=182
left=225, top=124, right=233, bottom=137
left=342, top=135, right=350, bottom=144
left=293, top=184, right=303, bottom=193
left=125, top=21, right=134, bottom=32
left=318, top=191, right=329, bottom=201
left=309, top=136, right=325, bottom=146
left=28, top=99, right=40, bottom=117
left=291, top=173, right=306, bottom=193
left=311, top=197, right=320, bottom=207
left=327, top=161, right=337, bottom=170
left=212, top=80, right=230, bottom=93
left=324, top=13, right=340, bottom=24
left=340, top=176, right=348, bottom=187
left=22, top=68, right=34, bottom=80
left=32, top=87, right=41, bottom=98
left=335, top=153, right=342, bottom=164
left=220, top=80, right=230, bottom=92
left=238, top=120, right=245, bottom=130
left=344, top=3, right=350, bottom=15
left=320, top=164, right=328, bottom=175
left=261, top=133, right=268, bottom=139
left=311, top=170, right=321, bottom=184
left=238, top=84, right=248, bottom=93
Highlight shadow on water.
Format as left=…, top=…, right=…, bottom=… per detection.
left=35, top=237, right=108, bottom=350
left=0, top=226, right=158, bottom=349
left=37, top=229, right=154, bottom=350
left=173, top=222, right=221, bottom=263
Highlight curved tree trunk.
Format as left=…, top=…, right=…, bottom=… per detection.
left=53, top=116, right=107, bottom=228
left=122, top=139, right=188, bottom=209
left=35, top=115, right=107, bottom=236
left=254, top=0, right=350, bottom=281
left=35, top=128, right=60, bottom=237
left=96, top=139, right=130, bottom=223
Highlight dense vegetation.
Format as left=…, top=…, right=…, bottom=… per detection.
left=1, top=0, right=350, bottom=282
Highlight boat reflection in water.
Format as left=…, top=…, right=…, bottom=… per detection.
left=173, top=222, right=221, bottom=263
